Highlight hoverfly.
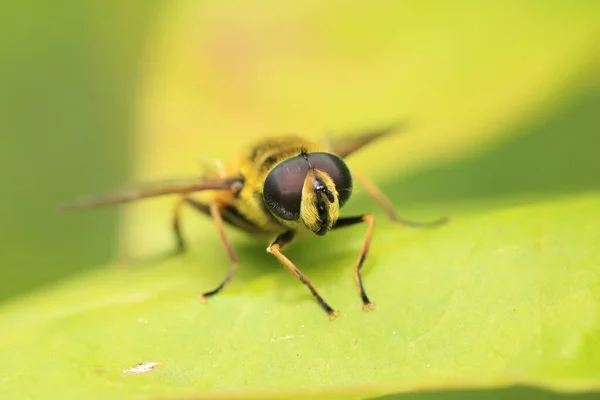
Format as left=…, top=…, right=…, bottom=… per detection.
left=62, top=124, right=447, bottom=320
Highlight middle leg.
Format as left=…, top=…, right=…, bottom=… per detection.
left=200, top=202, right=239, bottom=302
left=170, top=197, right=239, bottom=301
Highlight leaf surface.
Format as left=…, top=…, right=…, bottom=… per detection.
left=1, top=195, right=599, bottom=399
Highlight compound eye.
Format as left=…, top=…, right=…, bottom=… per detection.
left=307, top=152, right=353, bottom=206
left=263, top=156, right=309, bottom=220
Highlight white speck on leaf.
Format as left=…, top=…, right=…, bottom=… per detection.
left=122, top=362, right=160, bottom=375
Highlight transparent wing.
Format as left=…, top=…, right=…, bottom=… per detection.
left=59, top=176, right=242, bottom=210
left=324, top=122, right=408, bottom=158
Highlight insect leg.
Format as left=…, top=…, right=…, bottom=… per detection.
left=171, top=197, right=240, bottom=300
left=171, top=197, right=187, bottom=252
left=354, top=172, right=449, bottom=228
left=332, top=214, right=376, bottom=311
left=267, top=231, right=339, bottom=320
left=171, top=196, right=211, bottom=252
left=199, top=203, right=239, bottom=302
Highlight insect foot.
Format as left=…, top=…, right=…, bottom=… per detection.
left=362, top=302, right=376, bottom=311
left=198, top=294, right=209, bottom=303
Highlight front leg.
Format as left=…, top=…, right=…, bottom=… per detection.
left=332, top=214, right=376, bottom=311
left=267, top=231, right=339, bottom=320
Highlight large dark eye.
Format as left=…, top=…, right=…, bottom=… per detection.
left=263, top=156, right=309, bottom=220
left=307, top=152, right=353, bottom=206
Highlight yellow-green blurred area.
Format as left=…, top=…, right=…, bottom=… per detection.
left=1, top=1, right=598, bottom=307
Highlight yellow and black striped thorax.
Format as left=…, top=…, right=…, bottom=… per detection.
left=245, top=136, right=320, bottom=176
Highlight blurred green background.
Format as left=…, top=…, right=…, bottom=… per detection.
left=1, top=0, right=598, bottom=306
left=0, top=1, right=163, bottom=301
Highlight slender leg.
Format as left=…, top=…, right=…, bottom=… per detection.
left=267, top=231, right=339, bottom=320
left=354, top=172, right=449, bottom=228
left=333, top=215, right=376, bottom=311
left=171, top=197, right=239, bottom=301
left=171, top=195, right=211, bottom=252
left=171, top=197, right=187, bottom=252
left=199, top=203, right=239, bottom=302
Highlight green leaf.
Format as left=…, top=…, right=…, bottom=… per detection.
left=1, top=194, right=599, bottom=399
